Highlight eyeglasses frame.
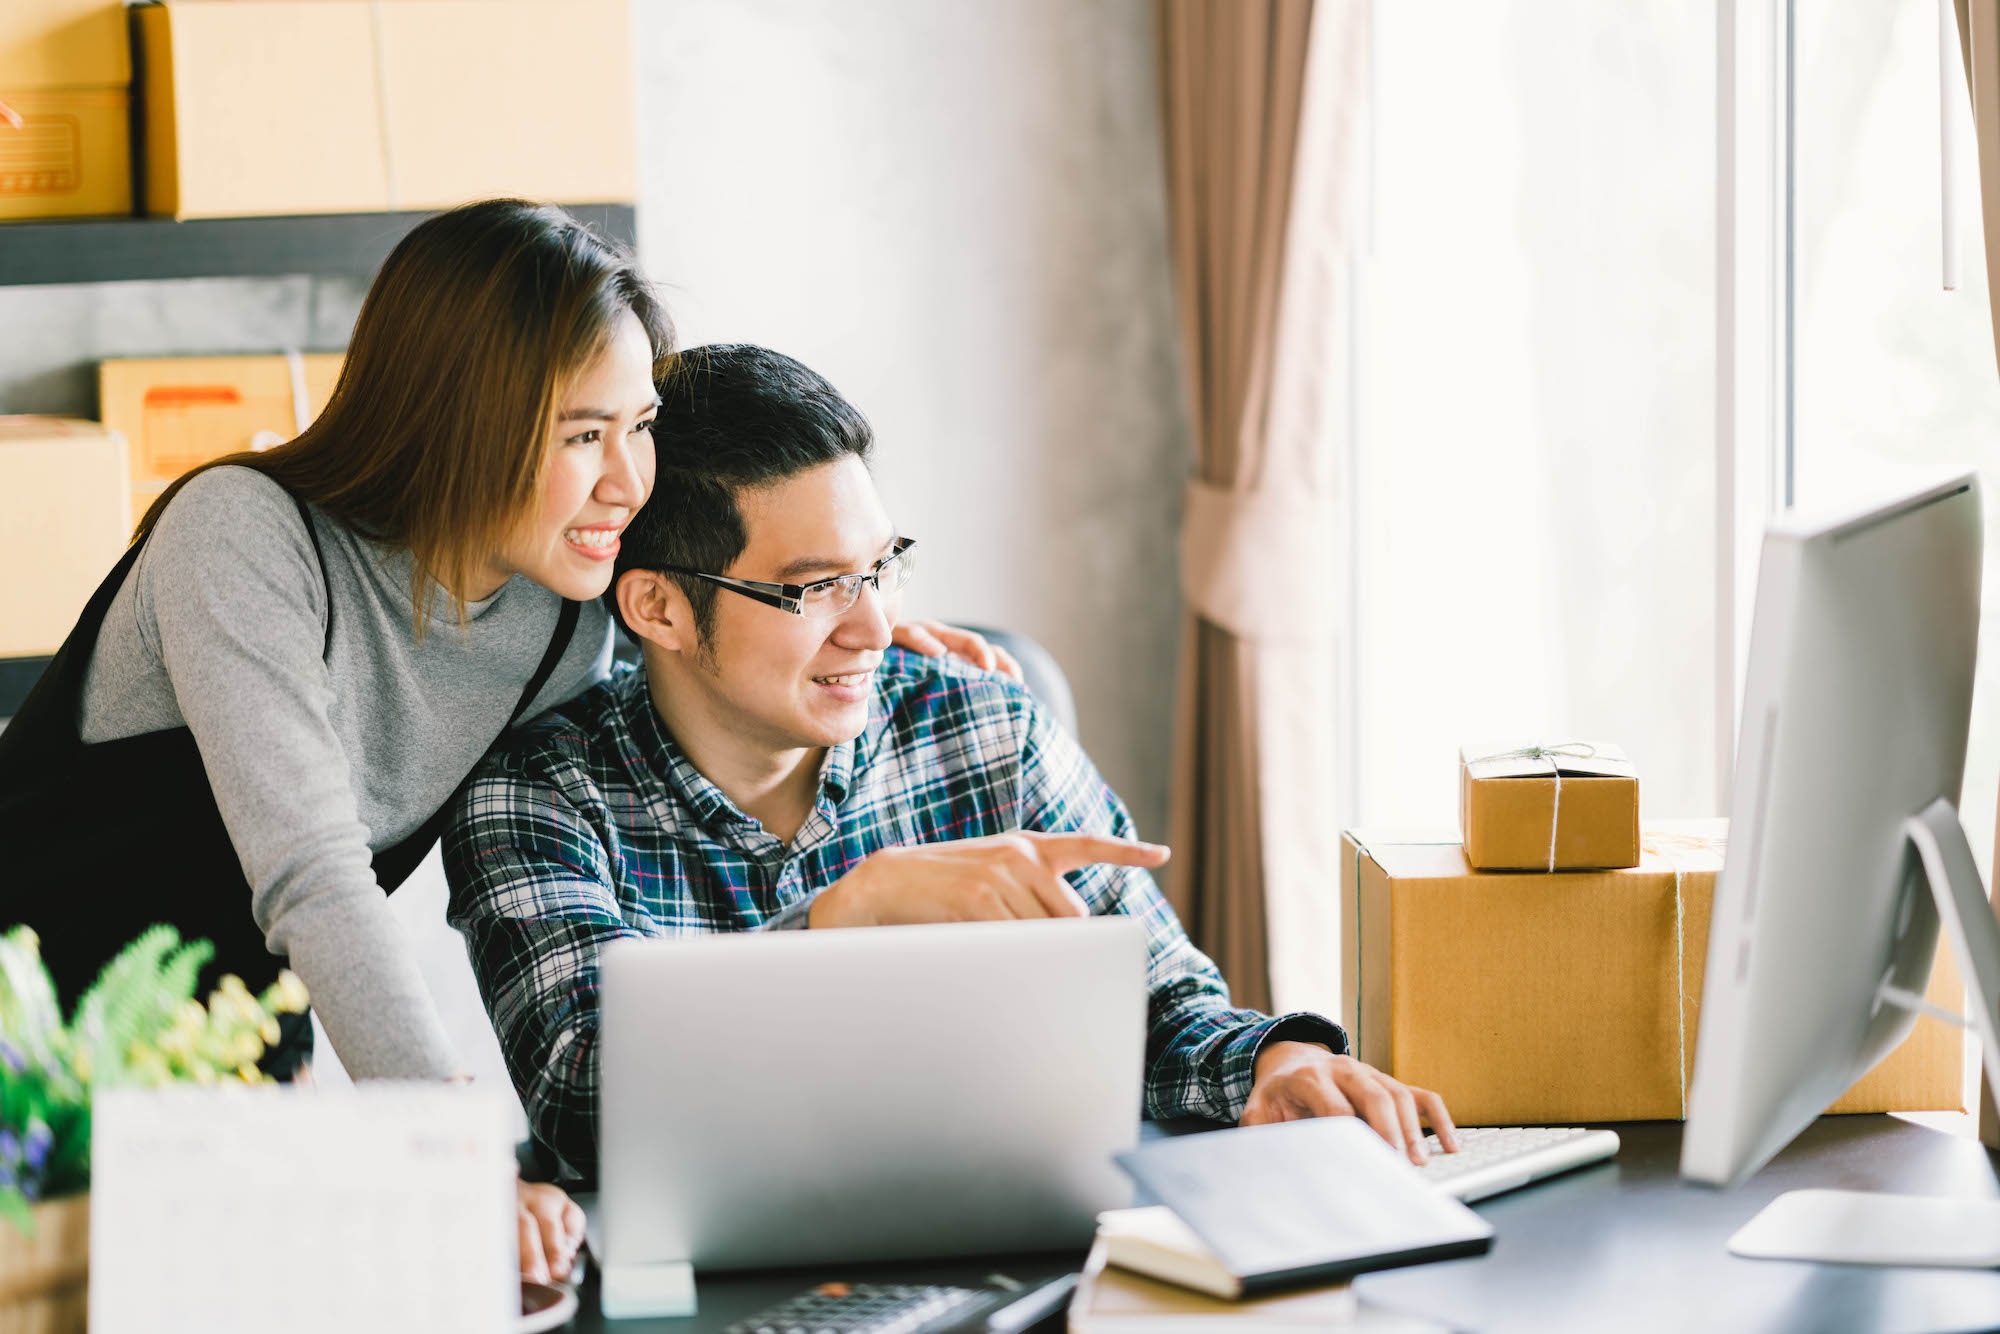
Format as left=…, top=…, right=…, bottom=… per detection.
left=661, top=537, right=916, bottom=617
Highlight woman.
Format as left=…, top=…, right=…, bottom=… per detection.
left=0, top=200, right=1007, bottom=1281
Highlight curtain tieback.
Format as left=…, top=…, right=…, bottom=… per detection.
left=1179, top=479, right=1331, bottom=641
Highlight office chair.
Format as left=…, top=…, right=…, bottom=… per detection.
left=953, top=625, right=1077, bottom=736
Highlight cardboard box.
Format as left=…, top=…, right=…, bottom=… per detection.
left=0, top=0, right=129, bottom=89
left=100, top=352, right=343, bottom=506
left=0, top=417, right=131, bottom=658
left=0, top=85, right=132, bottom=220
left=1340, top=823, right=1964, bottom=1124
left=136, top=0, right=637, bottom=219
left=1459, top=741, right=1640, bottom=871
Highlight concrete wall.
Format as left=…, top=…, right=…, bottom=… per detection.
left=631, top=0, right=1189, bottom=837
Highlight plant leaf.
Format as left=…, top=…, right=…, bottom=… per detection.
left=72, top=925, right=209, bottom=1089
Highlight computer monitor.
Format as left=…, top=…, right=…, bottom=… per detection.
left=1680, top=470, right=2000, bottom=1265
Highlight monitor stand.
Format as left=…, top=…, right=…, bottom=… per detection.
left=1727, top=797, right=2000, bottom=1267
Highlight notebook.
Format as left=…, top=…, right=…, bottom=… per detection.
left=1069, top=1236, right=1358, bottom=1332
left=1111, top=1118, right=1493, bottom=1299
left=1069, top=1236, right=1458, bottom=1333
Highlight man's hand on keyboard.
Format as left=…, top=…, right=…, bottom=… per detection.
left=1241, top=1041, right=1461, bottom=1167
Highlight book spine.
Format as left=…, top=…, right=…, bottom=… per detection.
left=1236, top=1235, right=1494, bottom=1297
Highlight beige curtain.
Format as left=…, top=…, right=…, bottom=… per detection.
left=1956, top=2, right=2000, bottom=385
left=1158, top=0, right=1366, bottom=1017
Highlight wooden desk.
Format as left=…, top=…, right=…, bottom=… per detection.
left=568, top=1115, right=2000, bottom=1333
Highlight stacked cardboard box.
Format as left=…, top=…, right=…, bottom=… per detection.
left=100, top=352, right=344, bottom=519
left=1339, top=822, right=1966, bottom=1125
left=0, top=418, right=132, bottom=658
left=0, top=1, right=133, bottom=220
left=135, top=0, right=637, bottom=218
left=0, top=350, right=342, bottom=665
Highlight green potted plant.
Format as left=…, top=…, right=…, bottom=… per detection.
left=0, top=925, right=307, bottom=1333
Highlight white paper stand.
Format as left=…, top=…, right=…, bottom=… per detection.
left=89, top=1084, right=518, bottom=1334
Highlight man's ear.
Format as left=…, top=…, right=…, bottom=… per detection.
left=615, top=569, right=699, bottom=655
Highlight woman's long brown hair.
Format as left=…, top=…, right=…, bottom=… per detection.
left=136, top=199, right=675, bottom=629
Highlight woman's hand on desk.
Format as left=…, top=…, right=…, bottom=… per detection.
left=1242, top=1042, right=1460, bottom=1167
left=517, top=1180, right=585, bottom=1284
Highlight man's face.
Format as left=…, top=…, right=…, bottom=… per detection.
left=692, top=455, right=901, bottom=752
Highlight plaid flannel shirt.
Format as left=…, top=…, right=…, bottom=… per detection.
left=443, top=648, right=1346, bottom=1180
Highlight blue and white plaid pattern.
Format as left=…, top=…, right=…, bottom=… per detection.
left=444, top=648, right=1346, bottom=1179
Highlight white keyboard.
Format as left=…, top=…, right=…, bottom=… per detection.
left=1413, top=1125, right=1621, bottom=1202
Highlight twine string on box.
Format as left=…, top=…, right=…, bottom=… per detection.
left=286, top=349, right=310, bottom=435
left=1643, top=830, right=1727, bottom=1116
left=1673, top=860, right=1687, bottom=1114
left=1465, top=743, right=1601, bottom=871
left=247, top=350, right=315, bottom=454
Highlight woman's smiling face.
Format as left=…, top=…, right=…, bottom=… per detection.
left=484, top=309, right=660, bottom=601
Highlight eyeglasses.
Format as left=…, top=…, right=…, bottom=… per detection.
left=664, top=537, right=916, bottom=618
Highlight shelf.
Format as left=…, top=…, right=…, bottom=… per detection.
left=0, top=655, right=50, bottom=723
left=0, top=204, right=638, bottom=287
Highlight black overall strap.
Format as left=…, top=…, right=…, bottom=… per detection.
left=0, top=527, right=272, bottom=1008
left=507, top=597, right=583, bottom=729
left=365, top=595, right=583, bottom=891
left=0, top=538, right=143, bottom=759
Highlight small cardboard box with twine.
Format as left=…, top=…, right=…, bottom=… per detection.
left=1459, top=741, right=1640, bottom=872
left=1338, top=822, right=1964, bottom=1124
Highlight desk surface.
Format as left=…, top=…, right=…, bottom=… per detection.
left=569, top=1114, right=2000, bottom=1334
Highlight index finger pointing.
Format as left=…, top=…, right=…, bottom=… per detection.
left=1023, top=832, right=1172, bottom=875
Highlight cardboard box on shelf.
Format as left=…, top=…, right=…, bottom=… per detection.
left=0, top=86, right=132, bottom=221
left=1339, top=822, right=1964, bottom=1125
left=100, top=352, right=344, bottom=502
left=0, top=0, right=129, bottom=90
left=1459, top=741, right=1641, bottom=871
left=0, top=417, right=131, bottom=659
left=135, top=0, right=637, bottom=219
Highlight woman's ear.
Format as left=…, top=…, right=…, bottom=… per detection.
left=615, top=569, right=697, bottom=655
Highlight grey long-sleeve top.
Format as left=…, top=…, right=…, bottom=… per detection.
left=79, top=466, right=612, bottom=1078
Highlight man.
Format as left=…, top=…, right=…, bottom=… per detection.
left=444, top=344, right=1457, bottom=1181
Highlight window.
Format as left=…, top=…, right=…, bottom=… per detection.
left=1359, top=0, right=1998, bottom=898
left=1793, top=0, right=2000, bottom=879
left=1355, top=2, right=1719, bottom=831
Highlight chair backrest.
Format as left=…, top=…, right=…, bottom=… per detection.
left=958, top=625, right=1077, bottom=735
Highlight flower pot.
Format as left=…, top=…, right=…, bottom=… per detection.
left=0, top=1195, right=87, bottom=1334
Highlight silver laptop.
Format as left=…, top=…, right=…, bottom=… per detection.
left=598, top=916, right=1148, bottom=1278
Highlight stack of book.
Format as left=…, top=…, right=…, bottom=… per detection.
left=1072, top=1119, right=1488, bottom=1332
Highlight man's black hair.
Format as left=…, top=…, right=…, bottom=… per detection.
left=611, top=343, right=874, bottom=640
